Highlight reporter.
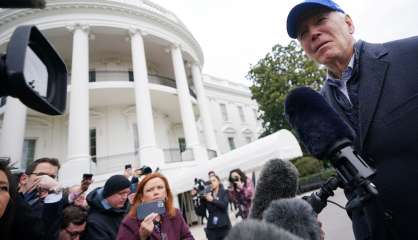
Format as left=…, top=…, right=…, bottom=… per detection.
left=228, top=169, right=254, bottom=219
left=117, top=172, right=194, bottom=240
left=0, top=160, right=44, bottom=240
left=194, top=175, right=231, bottom=240
left=0, top=160, right=14, bottom=239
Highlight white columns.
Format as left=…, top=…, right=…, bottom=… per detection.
left=61, top=24, right=90, bottom=186
left=191, top=64, right=219, bottom=155
left=170, top=45, right=208, bottom=162
left=130, top=28, right=164, bottom=169
left=0, top=98, right=27, bottom=166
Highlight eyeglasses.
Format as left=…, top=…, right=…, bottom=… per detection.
left=65, top=229, right=83, bottom=239
left=31, top=172, right=57, bottom=180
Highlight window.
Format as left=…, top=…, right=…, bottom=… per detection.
left=21, top=139, right=36, bottom=170
left=128, top=71, right=134, bottom=82
left=178, top=138, right=186, bottom=152
left=238, top=106, right=246, bottom=123
left=245, top=136, right=252, bottom=143
left=90, top=129, right=97, bottom=163
left=220, top=103, right=228, bottom=121
left=227, top=137, right=236, bottom=150
left=89, top=71, right=96, bottom=82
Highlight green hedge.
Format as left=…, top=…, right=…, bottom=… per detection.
left=291, top=155, right=323, bottom=177
left=298, top=168, right=337, bottom=186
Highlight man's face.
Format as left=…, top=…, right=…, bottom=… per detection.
left=106, top=188, right=130, bottom=209
left=125, top=168, right=132, bottom=176
left=27, top=162, right=59, bottom=190
left=61, top=222, right=86, bottom=240
left=297, top=8, right=355, bottom=67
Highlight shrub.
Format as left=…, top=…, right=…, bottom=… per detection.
left=291, top=155, right=323, bottom=177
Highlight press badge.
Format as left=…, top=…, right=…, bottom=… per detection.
left=212, top=216, right=219, bottom=225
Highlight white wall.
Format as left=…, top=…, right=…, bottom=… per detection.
left=202, top=75, right=261, bottom=154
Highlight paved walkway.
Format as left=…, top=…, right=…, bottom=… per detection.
left=189, top=188, right=354, bottom=240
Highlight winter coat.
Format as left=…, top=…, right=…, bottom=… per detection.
left=195, top=186, right=231, bottom=230
left=116, top=208, right=194, bottom=240
left=82, top=187, right=128, bottom=240
left=228, top=178, right=254, bottom=219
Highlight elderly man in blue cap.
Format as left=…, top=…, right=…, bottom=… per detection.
left=287, top=1, right=418, bottom=240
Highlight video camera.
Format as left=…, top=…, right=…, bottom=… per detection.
left=194, top=178, right=212, bottom=198
left=0, top=1, right=67, bottom=115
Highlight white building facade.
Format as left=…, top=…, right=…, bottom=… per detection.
left=0, top=0, right=277, bottom=189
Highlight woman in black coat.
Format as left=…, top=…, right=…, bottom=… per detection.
left=194, top=175, right=231, bottom=240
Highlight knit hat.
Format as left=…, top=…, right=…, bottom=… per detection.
left=102, top=175, right=131, bottom=199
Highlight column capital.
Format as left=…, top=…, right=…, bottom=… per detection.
left=128, top=27, right=148, bottom=37
left=165, top=43, right=181, bottom=53
left=190, top=62, right=202, bottom=70
left=66, top=23, right=90, bottom=33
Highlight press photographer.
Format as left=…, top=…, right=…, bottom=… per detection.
left=227, top=169, right=254, bottom=219
left=192, top=175, right=231, bottom=240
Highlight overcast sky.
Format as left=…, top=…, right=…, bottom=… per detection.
left=151, top=0, right=418, bottom=84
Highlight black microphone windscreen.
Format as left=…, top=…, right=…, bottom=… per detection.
left=225, top=220, right=303, bottom=240
left=142, top=166, right=152, bottom=174
left=249, top=158, right=299, bottom=220
left=263, top=198, right=321, bottom=240
left=284, top=86, right=355, bottom=159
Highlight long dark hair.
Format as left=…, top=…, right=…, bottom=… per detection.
left=0, top=160, right=16, bottom=239
left=228, top=168, right=248, bottom=187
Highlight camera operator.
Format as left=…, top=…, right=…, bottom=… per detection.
left=228, top=169, right=254, bottom=219
left=192, top=175, right=231, bottom=240
left=191, top=178, right=212, bottom=222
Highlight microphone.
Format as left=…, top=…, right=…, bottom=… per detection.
left=249, top=158, right=299, bottom=220
left=284, top=87, right=397, bottom=239
left=263, top=198, right=321, bottom=240
left=0, top=0, right=45, bottom=8
left=225, top=220, right=303, bottom=240
left=302, top=177, right=340, bottom=214
left=284, top=87, right=376, bottom=195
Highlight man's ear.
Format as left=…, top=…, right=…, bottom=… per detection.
left=345, top=14, right=355, bottom=34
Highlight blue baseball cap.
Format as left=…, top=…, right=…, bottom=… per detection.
left=287, top=0, right=345, bottom=39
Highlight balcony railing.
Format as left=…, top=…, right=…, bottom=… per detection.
left=163, top=148, right=194, bottom=163
left=94, top=147, right=202, bottom=175
left=94, top=151, right=139, bottom=175
left=67, top=71, right=197, bottom=98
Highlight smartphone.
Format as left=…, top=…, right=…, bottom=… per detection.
left=82, top=173, right=93, bottom=180
left=137, top=200, right=166, bottom=220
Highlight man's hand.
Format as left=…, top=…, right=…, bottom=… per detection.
left=37, top=175, right=60, bottom=192
left=139, top=213, right=158, bottom=240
